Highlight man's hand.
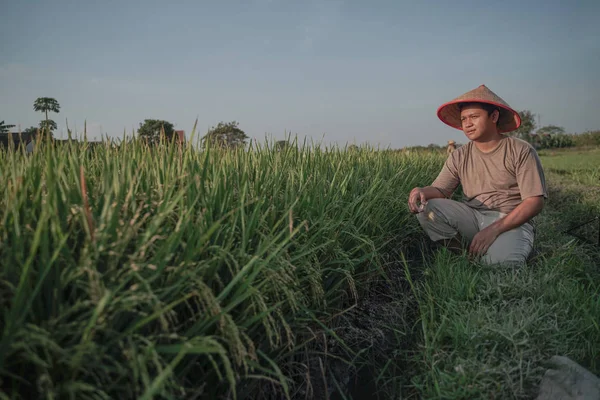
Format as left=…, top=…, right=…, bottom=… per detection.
left=469, top=225, right=500, bottom=257
left=408, top=186, right=451, bottom=214
left=408, top=187, right=427, bottom=214
left=468, top=197, right=544, bottom=259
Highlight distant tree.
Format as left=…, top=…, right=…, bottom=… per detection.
left=509, top=109, right=536, bottom=139
left=536, top=125, right=565, bottom=135
left=39, top=119, right=57, bottom=133
left=137, top=119, right=175, bottom=145
left=572, top=130, right=600, bottom=147
left=276, top=140, right=290, bottom=151
left=23, top=126, right=38, bottom=135
left=34, top=97, right=60, bottom=138
left=536, top=133, right=574, bottom=150
left=0, top=120, right=15, bottom=134
left=34, top=97, right=60, bottom=122
left=20, top=126, right=39, bottom=143
left=202, top=121, right=249, bottom=149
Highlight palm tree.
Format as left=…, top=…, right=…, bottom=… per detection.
left=0, top=120, right=15, bottom=134
left=39, top=119, right=57, bottom=132
left=33, top=97, right=60, bottom=123
left=33, top=97, right=60, bottom=138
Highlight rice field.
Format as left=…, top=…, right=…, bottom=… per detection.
left=0, top=136, right=439, bottom=399
left=0, top=137, right=598, bottom=399
left=538, top=147, right=600, bottom=187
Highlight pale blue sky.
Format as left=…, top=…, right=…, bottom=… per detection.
left=1, top=0, right=599, bottom=148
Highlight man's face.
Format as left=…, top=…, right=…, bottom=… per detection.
left=460, top=104, right=498, bottom=141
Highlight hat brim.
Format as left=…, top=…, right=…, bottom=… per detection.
left=437, top=99, right=521, bottom=134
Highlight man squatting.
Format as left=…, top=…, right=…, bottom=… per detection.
left=408, top=84, right=548, bottom=266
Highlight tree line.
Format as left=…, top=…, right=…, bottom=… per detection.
left=505, top=109, right=600, bottom=149
left=3, top=102, right=600, bottom=150
left=137, top=119, right=250, bottom=149
left=1, top=97, right=253, bottom=149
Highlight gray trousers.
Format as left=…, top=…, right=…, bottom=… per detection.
left=416, top=199, right=534, bottom=266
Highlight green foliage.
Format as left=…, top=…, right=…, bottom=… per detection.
left=543, top=133, right=574, bottom=149
left=572, top=130, right=600, bottom=147
left=33, top=97, right=60, bottom=139
left=526, top=132, right=575, bottom=150
left=538, top=147, right=600, bottom=186
left=137, top=119, right=175, bottom=145
left=0, top=140, right=441, bottom=399
left=1, top=138, right=598, bottom=399
left=22, top=126, right=39, bottom=138
left=202, top=121, right=249, bottom=149
left=510, top=109, right=537, bottom=138
left=275, top=140, right=289, bottom=151
left=401, top=144, right=446, bottom=154
left=39, top=119, right=57, bottom=133
left=33, top=97, right=60, bottom=115
left=537, top=124, right=565, bottom=135
left=517, top=123, right=576, bottom=150
left=410, top=246, right=600, bottom=398
left=0, top=120, right=16, bottom=134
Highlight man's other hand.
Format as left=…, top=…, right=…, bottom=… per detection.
left=408, top=187, right=427, bottom=214
left=469, top=225, right=500, bottom=256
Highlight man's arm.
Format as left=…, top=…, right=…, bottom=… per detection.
left=488, top=144, right=547, bottom=235
left=421, top=186, right=452, bottom=200
left=469, top=196, right=544, bottom=256
left=469, top=145, right=547, bottom=256
left=409, top=152, right=461, bottom=213
left=488, top=195, right=545, bottom=235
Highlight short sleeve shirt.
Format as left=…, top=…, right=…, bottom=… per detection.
left=431, top=136, right=548, bottom=214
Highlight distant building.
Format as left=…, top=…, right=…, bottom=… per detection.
left=158, top=130, right=185, bottom=145
left=0, top=132, right=34, bottom=149
left=447, top=140, right=457, bottom=155
left=0, top=132, right=108, bottom=153
left=174, top=130, right=185, bottom=144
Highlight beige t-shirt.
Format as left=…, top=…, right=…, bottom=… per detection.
left=431, top=136, right=547, bottom=214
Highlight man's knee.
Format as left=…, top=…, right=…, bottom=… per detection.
left=416, top=199, right=442, bottom=230
left=483, top=252, right=527, bottom=266
left=415, top=199, right=464, bottom=242
left=423, top=198, right=451, bottom=212
left=483, top=244, right=531, bottom=266
left=416, top=199, right=450, bottom=224
left=483, top=225, right=534, bottom=266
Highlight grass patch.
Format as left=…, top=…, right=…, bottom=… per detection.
left=538, top=147, right=600, bottom=187
left=409, top=248, right=599, bottom=398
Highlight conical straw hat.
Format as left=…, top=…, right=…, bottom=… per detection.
left=437, top=85, right=521, bottom=133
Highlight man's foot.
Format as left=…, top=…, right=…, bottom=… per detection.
left=441, top=235, right=466, bottom=255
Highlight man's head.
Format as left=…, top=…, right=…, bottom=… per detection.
left=436, top=85, right=521, bottom=135
left=457, top=102, right=501, bottom=141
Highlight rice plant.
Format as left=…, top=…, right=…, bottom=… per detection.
left=0, top=135, right=443, bottom=399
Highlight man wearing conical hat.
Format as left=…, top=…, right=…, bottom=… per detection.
left=408, top=85, right=547, bottom=266
left=446, top=140, right=456, bottom=155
